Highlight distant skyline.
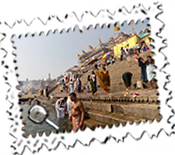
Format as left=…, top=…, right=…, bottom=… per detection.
left=12, top=19, right=150, bottom=81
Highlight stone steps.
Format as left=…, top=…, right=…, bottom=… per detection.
left=82, top=100, right=161, bottom=121
left=84, top=119, right=106, bottom=130
left=77, top=51, right=154, bottom=94
left=52, top=88, right=159, bottom=104
left=78, top=91, right=158, bottom=103
left=85, top=108, right=148, bottom=127
left=21, top=90, right=160, bottom=132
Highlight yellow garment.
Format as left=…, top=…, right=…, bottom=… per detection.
left=96, top=70, right=110, bottom=93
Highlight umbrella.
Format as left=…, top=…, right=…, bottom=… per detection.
left=102, top=52, right=113, bottom=60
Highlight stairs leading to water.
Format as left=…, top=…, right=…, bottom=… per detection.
left=21, top=49, right=160, bottom=131
left=83, top=99, right=162, bottom=129
left=48, top=49, right=161, bottom=130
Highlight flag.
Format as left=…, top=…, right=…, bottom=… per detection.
left=99, top=38, right=102, bottom=44
left=89, top=45, right=93, bottom=50
left=114, top=26, right=120, bottom=31
left=77, top=54, right=81, bottom=58
left=82, top=50, right=86, bottom=54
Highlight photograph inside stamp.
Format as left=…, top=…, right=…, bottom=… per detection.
left=11, top=18, right=162, bottom=138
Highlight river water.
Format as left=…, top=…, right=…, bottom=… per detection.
left=20, top=102, right=72, bottom=138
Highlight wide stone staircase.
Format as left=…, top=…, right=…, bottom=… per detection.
left=41, top=50, right=161, bottom=131
left=83, top=98, right=161, bottom=130
left=50, top=50, right=154, bottom=95
left=79, top=50, right=154, bottom=93
left=76, top=50, right=160, bottom=129
left=28, top=91, right=161, bottom=131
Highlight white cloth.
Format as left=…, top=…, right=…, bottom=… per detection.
left=91, top=74, right=95, bottom=82
left=135, top=43, right=140, bottom=49
left=73, top=78, right=78, bottom=91
left=70, top=87, right=74, bottom=93
left=77, top=78, right=79, bottom=86
left=125, top=47, right=129, bottom=53
left=67, top=98, right=72, bottom=116
left=124, top=47, right=130, bottom=58
left=70, top=81, right=74, bottom=93
left=146, top=64, right=156, bottom=81
left=74, top=82, right=77, bottom=91
left=70, top=81, right=73, bottom=86
left=55, top=98, right=66, bottom=118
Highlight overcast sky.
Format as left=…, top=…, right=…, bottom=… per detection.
left=12, top=19, right=150, bottom=81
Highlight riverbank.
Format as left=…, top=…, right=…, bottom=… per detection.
left=20, top=88, right=161, bottom=136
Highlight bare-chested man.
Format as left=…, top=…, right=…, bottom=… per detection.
left=69, top=92, right=85, bottom=132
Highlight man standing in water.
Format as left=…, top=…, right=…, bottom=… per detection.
left=69, top=92, right=85, bottom=132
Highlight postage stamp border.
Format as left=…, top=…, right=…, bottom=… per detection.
left=0, top=2, right=174, bottom=154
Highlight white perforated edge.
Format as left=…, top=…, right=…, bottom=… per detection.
left=0, top=2, right=171, bottom=153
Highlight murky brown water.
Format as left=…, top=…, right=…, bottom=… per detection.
left=20, top=102, right=72, bottom=138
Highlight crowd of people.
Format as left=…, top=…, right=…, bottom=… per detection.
left=23, top=41, right=157, bottom=133
left=61, top=74, right=82, bottom=93
left=120, top=42, right=150, bottom=61
left=57, top=41, right=151, bottom=96
left=27, top=53, right=157, bottom=132
left=84, top=41, right=157, bottom=95
left=60, top=42, right=156, bottom=96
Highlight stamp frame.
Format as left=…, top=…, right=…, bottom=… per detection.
left=0, top=2, right=173, bottom=154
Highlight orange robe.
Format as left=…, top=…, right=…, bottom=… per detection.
left=96, top=70, right=110, bottom=93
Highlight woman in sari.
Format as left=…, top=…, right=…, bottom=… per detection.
left=90, top=71, right=97, bottom=95
left=96, top=67, right=110, bottom=94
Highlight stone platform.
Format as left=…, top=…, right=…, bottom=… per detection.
left=53, top=88, right=159, bottom=103
left=20, top=88, right=161, bottom=130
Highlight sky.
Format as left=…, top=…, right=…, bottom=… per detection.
left=12, top=18, right=150, bottom=81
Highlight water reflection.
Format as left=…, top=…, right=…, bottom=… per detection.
left=21, top=102, right=72, bottom=138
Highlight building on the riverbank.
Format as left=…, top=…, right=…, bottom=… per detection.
left=18, top=76, right=57, bottom=92
left=79, top=45, right=110, bottom=71
left=78, top=32, right=132, bottom=71
left=113, top=32, right=151, bottom=58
